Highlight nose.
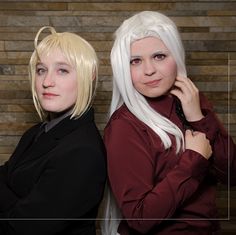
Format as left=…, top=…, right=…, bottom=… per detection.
left=144, top=60, right=156, bottom=76
left=42, top=71, right=55, bottom=88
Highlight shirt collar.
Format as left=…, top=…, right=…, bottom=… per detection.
left=44, top=109, right=73, bottom=133
left=145, top=95, right=175, bottom=118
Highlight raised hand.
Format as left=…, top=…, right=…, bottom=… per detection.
left=170, top=77, right=204, bottom=122
left=185, top=130, right=212, bottom=160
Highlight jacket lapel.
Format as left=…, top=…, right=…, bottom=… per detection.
left=8, top=123, right=41, bottom=171
left=11, top=108, right=94, bottom=170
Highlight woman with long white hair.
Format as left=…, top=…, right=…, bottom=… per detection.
left=102, top=11, right=236, bottom=235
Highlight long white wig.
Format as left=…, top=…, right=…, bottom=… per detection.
left=101, top=11, right=187, bottom=235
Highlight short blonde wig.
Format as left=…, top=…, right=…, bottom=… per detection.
left=29, top=26, right=98, bottom=120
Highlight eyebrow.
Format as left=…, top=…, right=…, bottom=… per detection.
left=36, top=62, right=71, bottom=67
left=56, top=62, right=71, bottom=67
left=130, top=55, right=141, bottom=59
left=130, top=50, right=169, bottom=58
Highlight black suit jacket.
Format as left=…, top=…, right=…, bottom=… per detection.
left=0, top=108, right=107, bottom=235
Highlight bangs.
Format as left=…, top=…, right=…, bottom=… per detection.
left=36, top=35, right=75, bottom=67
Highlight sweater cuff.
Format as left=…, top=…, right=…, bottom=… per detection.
left=179, top=150, right=210, bottom=182
left=189, top=110, right=219, bottom=142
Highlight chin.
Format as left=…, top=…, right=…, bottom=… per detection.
left=41, top=106, right=59, bottom=113
left=145, top=92, right=164, bottom=98
left=143, top=87, right=169, bottom=98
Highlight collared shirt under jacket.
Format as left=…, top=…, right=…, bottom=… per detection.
left=0, top=108, right=107, bottom=235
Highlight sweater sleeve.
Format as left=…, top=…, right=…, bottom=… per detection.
left=0, top=146, right=106, bottom=235
left=0, top=163, right=18, bottom=212
left=189, top=93, right=236, bottom=185
left=105, top=118, right=210, bottom=234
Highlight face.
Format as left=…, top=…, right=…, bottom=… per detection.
left=35, top=48, right=78, bottom=113
left=130, top=36, right=177, bottom=98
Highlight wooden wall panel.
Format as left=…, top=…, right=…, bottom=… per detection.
left=0, top=0, right=235, bottom=234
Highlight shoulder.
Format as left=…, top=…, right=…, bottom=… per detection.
left=104, top=104, right=159, bottom=148
left=52, top=108, right=103, bottom=146
left=106, top=104, right=147, bottom=131
left=16, top=122, right=42, bottom=144
left=55, top=118, right=105, bottom=157
left=46, top=126, right=106, bottom=181
left=23, top=123, right=42, bottom=135
left=64, top=117, right=104, bottom=151
left=53, top=113, right=105, bottom=158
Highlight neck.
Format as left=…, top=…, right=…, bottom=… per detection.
left=47, top=108, right=73, bottom=121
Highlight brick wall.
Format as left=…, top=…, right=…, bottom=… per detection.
left=0, top=0, right=235, bottom=234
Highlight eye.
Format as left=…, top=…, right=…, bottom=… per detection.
left=154, top=53, right=166, bottom=60
left=58, top=68, right=69, bottom=75
left=130, top=58, right=141, bottom=65
left=36, top=66, right=46, bottom=76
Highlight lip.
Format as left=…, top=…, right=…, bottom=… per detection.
left=42, top=92, right=59, bottom=98
left=145, top=79, right=161, bottom=87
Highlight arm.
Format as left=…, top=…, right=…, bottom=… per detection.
left=105, top=118, right=210, bottom=234
left=0, top=146, right=106, bottom=235
left=0, top=125, right=41, bottom=213
left=189, top=95, right=236, bottom=185
left=170, top=77, right=236, bottom=185
left=0, top=163, right=19, bottom=212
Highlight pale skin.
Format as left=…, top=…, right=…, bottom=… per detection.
left=130, top=36, right=212, bottom=159
left=35, top=48, right=78, bottom=118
